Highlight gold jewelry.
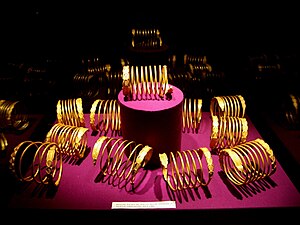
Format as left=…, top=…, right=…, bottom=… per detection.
left=159, top=147, right=214, bottom=191
left=92, top=136, right=108, bottom=166
left=9, top=141, right=63, bottom=186
left=219, top=138, right=276, bottom=185
left=91, top=136, right=152, bottom=188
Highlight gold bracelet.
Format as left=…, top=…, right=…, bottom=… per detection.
left=237, top=95, right=246, bottom=118
left=210, top=115, right=219, bottom=150
left=76, top=98, right=85, bottom=127
left=34, top=142, right=63, bottom=186
left=159, top=147, right=214, bottom=191
left=9, top=141, right=36, bottom=182
left=92, top=136, right=108, bottom=165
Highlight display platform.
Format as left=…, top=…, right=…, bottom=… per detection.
left=118, top=85, right=183, bottom=167
left=5, top=113, right=300, bottom=215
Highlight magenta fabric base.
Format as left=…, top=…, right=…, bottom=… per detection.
left=7, top=113, right=300, bottom=210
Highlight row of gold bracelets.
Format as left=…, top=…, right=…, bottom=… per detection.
left=219, top=138, right=277, bottom=186
left=92, top=136, right=153, bottom=188
left=210, top=115, right=248, bottom=153
left=56, top=98, right=85, bottom=127
left=122, top=65, right=170, bottom=100
left=9, top=141, right=63, bottom=187
left=210, top=95, right=246, bottom=118
left=159, top=147, right=214, bottom=191
left=182, top=98, right=202, bottom=133
left=90, top=99, right=121, bottom=133
left=45, top=123, right=89, bottom=159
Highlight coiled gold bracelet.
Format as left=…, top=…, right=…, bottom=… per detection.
left=9, top=141, right=63, bottom=187
left=210, top=115, right=248, bottom=153
left=182, top=98, right=202, bottom=133
left=56, top=98, right=85, bottom=127
left=219, top=138, right=276, bottom=185
left=89, top=99, right=121, bottom=133
left=210, top=95, right=246, bottom=118
left=92, top=136, right=153, bottom=187
left=159, top=147, right=214, bottom=191
left=45, top=123, right=89, bottom=159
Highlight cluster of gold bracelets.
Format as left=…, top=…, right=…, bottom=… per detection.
left=210, top=95, right=248, bottom=153
left=219, top=138, right=276, bottom=185
left=8, top=94, right=276, bottom=190
left=45, top=123, right=89, bottom=159
left=92, top=136, right=153, bottom=187
left=56, top=98, right=85, bottom=127
left=182, top=98, right=202, bottom=133
left=122, top=65, right=171, bottom=100
left=9, top=141, right=63, bottom=187
left=90, top=99, right=121, bottom=133
left=159, top=147, right=213, bottom=191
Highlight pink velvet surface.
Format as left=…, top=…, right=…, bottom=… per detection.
left=7, top=113, right=300, bottom=210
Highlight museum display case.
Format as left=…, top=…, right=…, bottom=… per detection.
left=1, top=3, right=299, bottom=224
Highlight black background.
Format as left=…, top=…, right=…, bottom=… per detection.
left=1, top=1, right=298, bottom=60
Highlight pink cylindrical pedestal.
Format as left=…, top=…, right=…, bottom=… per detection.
left=118, top=86, right=184, bottom=168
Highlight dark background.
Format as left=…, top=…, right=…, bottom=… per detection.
left=1, top=2, right=298, bottom=61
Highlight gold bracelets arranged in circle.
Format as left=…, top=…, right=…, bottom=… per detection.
left=45, top=123, right=89, bottom=159
left=56, top=98, right=85, bottom=127
left=210, top=115, right=248, bottom=153
left=219, top=138, right=276, bottom=186
left=122, top=65, right=172, bottom=101
left=92, top=136, right=153, bottom=187
left=182, top=98, right=202, bottom=133
left=159, top=147, right=214, bottom=191
left=90, top=99, right=121, bottom=133
left=0, top=99, right=29, bottom=131
left=210, top=95, right=246, bottom=118
left=9, top=141, right=63, bottom=187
